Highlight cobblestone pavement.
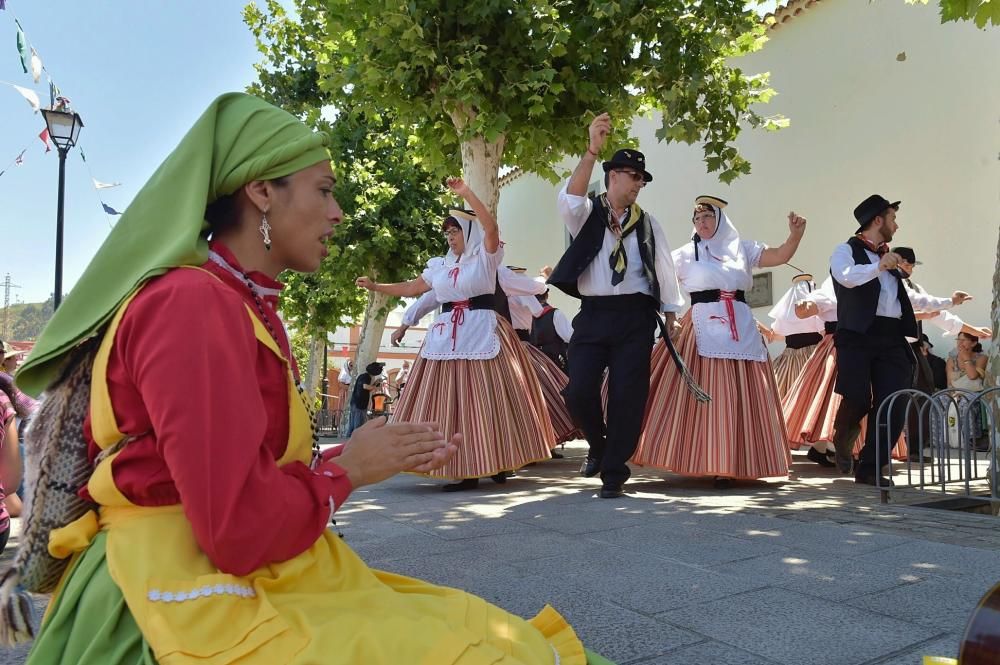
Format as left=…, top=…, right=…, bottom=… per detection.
left=2, top=440, right=997, bottom=664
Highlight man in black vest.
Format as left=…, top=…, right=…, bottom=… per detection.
left=530, top=284, right=573, bottom=371
left=829, top=195, right=961, bottom=485
left=548, top=113, right=683, bottom=498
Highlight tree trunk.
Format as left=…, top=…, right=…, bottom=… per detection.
left=353, top=288, right=391, bottom=396
left=459, top=134, right=506, bottom=219
left=303, top=332, right=325, bottom=399
left=990, top=226, right=1000, bottom=387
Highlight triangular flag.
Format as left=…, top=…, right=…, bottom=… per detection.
left=102, top=203, right=122, bottom=215
left=39, top=127, right=51, bottom=152
left=79, top=149, right=87, bottom=163
left=11, top=84, right=40, bottom=112
left=93, top=178, right=121, bottom=190
left=14, top=149, right=26, bottom=165
left=0, top=1, right=7, bottom=11
left=16, top=24, right=28, bottom=74
left=48, top=77, right=59, bottom=107
left=30, top=48, right=42, bottom=84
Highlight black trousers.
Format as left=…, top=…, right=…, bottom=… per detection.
left=563, top=294, right=657, bottom=487
left=907, top=343, right=936, bottom=451
left=834, top=323, right=916, bottom=474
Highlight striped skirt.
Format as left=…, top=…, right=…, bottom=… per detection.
left=781, top=334, right=908, bottom=458
left=521, top=342, right=581, bottom=444
left=772, top=344, right=818, bottom=399
left=392, top=317, right=556, bottom=479
left=632, top=312, right=791, bottom=480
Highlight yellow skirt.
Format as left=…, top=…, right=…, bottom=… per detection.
left=37, top=505, right=586, bottom=665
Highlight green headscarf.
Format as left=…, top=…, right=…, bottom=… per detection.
left=17, top=92, right=330, bottom=396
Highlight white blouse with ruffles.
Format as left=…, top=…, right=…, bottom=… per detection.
left=419, top=246, right=505, bottom=360
left=672, top=238, right=768, bottom=362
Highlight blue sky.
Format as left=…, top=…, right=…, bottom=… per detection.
left=1, top=0, right=267, bottom=303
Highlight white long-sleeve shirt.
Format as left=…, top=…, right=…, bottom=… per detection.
left=906, top=279, right=966, bottom=341
left=548, top=308, right=574, bottom=343
left=557, top=183, right=683, bottom=312
left=829, top=243, right=953, bottom=318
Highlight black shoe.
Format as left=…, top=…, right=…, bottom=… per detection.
left=907, top=453, right=933, bottom=463
left=550, top=450, right=565, bottom=459
left=442, top=478, right=479, bottom=492
left=854, top=469, right=894, bottom=487
left=806, top=447, right=836, bottom=468
left=599, top=485, right=625, bottom=499
left=489, top=472, right=511, bottom=484
left=580, top=457, right=601, bottom=478
left=713, top=477, right=734, bottom=489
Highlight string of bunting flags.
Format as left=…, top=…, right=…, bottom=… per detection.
left=1, top=0, right=123, bottom=220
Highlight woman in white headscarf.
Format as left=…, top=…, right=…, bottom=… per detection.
left=632, top=196, right=805, bottom=488
left=768, top=274, right=825, bottom=398
left=357, top=178, right=555, bottom=491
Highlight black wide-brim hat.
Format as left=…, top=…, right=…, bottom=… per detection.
left=893, top=247, right=921, bottom=265
left=853, top=194, right=900, bottom=227
left=602, top=149, right=652, bottom=182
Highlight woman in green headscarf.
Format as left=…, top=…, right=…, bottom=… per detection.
left=14, top=94, right=597, bottom=665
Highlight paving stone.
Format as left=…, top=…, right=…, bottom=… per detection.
left=844, top=576, right=990, bottom=634
left=710, top=549, right=925, bottom=602
left=586, top=521, right=791, bottom=566
left=509, top=545, right=769, bottom=615
left=866, top=633, right=960, bottom=664
left=631, top=639, right=784, bottom=665
left=656, top=587, right=932, bottom=665
left=851, top=540, right=1000, bottom=586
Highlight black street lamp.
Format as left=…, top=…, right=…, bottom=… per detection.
left=40, top=108, right=84, bottom=311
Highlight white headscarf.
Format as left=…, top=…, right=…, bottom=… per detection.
left=768, top=276, right=824, bottom=335
left=444, top=209, right=484, bottom=263
left=692, top=204, right=741, bottom=264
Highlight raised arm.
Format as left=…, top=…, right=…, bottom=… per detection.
left=758, top=212, right=807, bottom=268
left=568, top=113, right=610, bottom=197
left=447, top=177, right=498, bottom=254
left=356, top=276, right=431, bottom=298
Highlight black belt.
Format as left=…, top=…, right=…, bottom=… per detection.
left=867, top=316, right=904, bottom=337
left=824, top=321, right=837, bottom=335
left=689, top=289, right=746, bottom=305
left=580, top=293, right=657, bottom=312
left=442, top=293, right=495, bottom=313
left=785, top=332, right=822, bottom=349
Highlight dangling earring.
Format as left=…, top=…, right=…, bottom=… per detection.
left=259, top=211, right=272, bottom=252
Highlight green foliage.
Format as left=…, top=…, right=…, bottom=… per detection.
left=245, top=1, right=446, bottom=334
left=247, top=0, right=781, bottom=186
left=907, top=0, right=1000, bottom=28
left=5, top=297, right=54, bottom=341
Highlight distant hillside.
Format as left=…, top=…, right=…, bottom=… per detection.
left=2, top=299, right=53, bottom=341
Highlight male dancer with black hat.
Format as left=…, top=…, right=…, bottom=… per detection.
left=548, top=113, right=684, bottom=498
left=829, top=196, right=965, bottom=485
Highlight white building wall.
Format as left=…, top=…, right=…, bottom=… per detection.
left=496, top=0, right=999, bottom=355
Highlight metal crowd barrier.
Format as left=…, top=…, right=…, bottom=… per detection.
left=874, top=387, right=999, bottom=506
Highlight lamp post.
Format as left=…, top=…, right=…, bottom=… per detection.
left=41, top=108, right=84, bottom=311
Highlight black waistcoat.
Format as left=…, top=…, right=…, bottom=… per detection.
left=530, top=306, right=568, bottom=367
left=832, top=237, right=918, bottom=338
left=547, top=195, right=658, bottom=300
